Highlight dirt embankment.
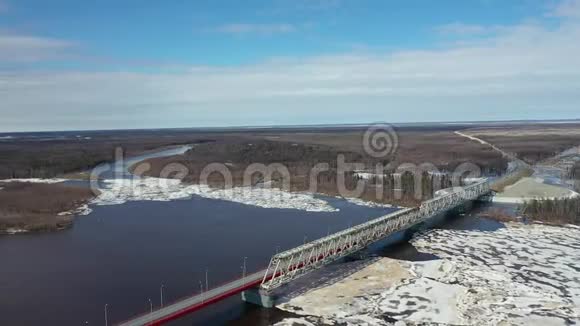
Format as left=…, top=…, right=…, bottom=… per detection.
left=0, top=182, right=95, bottom=233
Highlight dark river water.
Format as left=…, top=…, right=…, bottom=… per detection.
left=0, top=194, right=396, bottom=326
left=0, top=146, right=398, bottom=326
left=0, top=146, right=507, bottom=326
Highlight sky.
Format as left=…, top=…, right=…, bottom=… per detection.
left=1, top=0, right=580, bottom=132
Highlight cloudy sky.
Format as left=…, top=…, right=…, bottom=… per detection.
left=1, top=0, right=579, bottom=132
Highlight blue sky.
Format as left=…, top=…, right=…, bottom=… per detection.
left=1, top=0, right=579, bottom=131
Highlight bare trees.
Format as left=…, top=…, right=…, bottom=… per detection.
left=523, top=197, right=580, bottom=225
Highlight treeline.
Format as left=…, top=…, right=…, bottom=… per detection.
left=0, top=134, right=214, bottom=179
left=523, top=197, right=580, bottom=225
left=571, top=161, right=580, bottom=179
left=0, top=148, right=112, bottom=179
left=141, top=140, right=460, bottom=206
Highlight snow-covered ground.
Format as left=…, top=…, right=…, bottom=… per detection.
left=92, top=177, right=339, bottom=212
left=57, top=204, right=93, bottom=217
left=2, top=228, right=28, bottom=234
left=354, top=171, right=378, bottom=180
left=493, top=177, right=579, bottom=204
left=275, top=222, right=580, bottom=325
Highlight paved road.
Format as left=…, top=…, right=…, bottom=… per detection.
left=119, top=269, right=268, bottom=326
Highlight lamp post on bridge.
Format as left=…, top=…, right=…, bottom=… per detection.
left=242, top=256, right=247, bottom=279
left=160, top=284, right=164, bottom=308
left=205, top=268, right=209, bottom=292
left=104, top=304, right=108, bottom=326
left=199, top=280, right=204, bottom=303
left=148, top=298, right=152, bottom=314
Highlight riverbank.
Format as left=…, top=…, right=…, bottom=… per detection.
left=0, top=182, right=94, bottom=234
left=0, top=144, right=196, bottom=235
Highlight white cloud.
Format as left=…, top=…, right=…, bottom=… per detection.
left=1, top=0, right=580, bottom=131
left=213, top=23, right=296, bottom=36
left=549, top=0, right=580, bottom=17
left=0, top=34, right=74, bottom=62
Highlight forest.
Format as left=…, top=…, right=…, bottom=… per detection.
left=0, top=130, right=216, bottom=179
left=523, top=197, right=580, bottom=225
left=139, top=139, right=460, bottom=206
left=0, top=182, right=94, bottom=232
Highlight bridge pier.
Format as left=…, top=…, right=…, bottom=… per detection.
left=241, top=287, right=276, bottom=308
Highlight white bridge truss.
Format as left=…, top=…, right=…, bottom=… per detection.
left=260, top=180, right=490, bottom=292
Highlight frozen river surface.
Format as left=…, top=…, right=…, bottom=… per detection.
left=276, top=220, right=580, bottom=325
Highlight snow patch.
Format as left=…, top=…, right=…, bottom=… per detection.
left=3, top=228, right=28, bottom=234
left=354, top=171, right=377, bottom=180
left=57, top=204, right=93, bottom=216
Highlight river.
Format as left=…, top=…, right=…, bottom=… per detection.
left=0, top=146, right=398, bottom=325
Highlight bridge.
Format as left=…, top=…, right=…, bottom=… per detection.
left=119, top=180, right=490, bottom=325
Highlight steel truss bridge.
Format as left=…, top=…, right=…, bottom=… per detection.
left=261, top=180, right=489, bottom=291
left=119, top=180, right=490, bottom=325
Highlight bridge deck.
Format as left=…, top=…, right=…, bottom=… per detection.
left=118, top=270, right=269, bottom=326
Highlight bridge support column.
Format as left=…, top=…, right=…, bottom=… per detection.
left=242, top=287, right=276, bottom=308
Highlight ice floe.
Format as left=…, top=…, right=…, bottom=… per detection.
left=275, top=223, right=580, bottom=325
left=343, top=196, right=395, bottom=209
left=272, top=317, right=319, bottom=326
left=0, top=178, right=67, bottom=184
left=92, top=177, right=338, bottom=212
left=401, top=224, right=580, bottom=325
